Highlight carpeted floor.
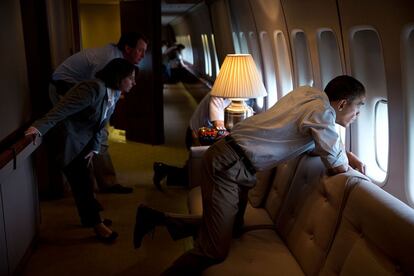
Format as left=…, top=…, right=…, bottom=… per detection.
left=21, top=82, right=203, bottom=276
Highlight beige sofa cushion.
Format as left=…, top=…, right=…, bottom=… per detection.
left=320, top=180, right=414, bottom=276
left=275, top=155, right=363, bottom=276
left=249, top=168, right=276, bottom=208
left=264, top=156, right=303, bottom=222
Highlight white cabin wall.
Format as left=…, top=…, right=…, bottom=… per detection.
left=281, top=0, right=344, bottom=90
left=247, top=0, right=292, bottom=107
left=0, top=0, right=31, bottom=142
left=227, top=0, right=263, bottom=76
left=182, top=0, right=414, bottom=203
left=208, top=0, right=235, bottom=65
left=0, top=1, right=40, bottom=274
left=338, top=0, right=414, bottom=204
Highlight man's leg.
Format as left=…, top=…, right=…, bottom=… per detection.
left=162, top=139, right=256, bottom=274
left=134, top=205, right=202, bottom=248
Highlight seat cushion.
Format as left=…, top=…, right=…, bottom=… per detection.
left=203, top=229, right=305, bottom=276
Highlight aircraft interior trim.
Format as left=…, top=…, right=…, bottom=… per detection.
left=0, top=0, right=413, bottom=275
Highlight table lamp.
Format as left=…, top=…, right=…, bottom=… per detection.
left=210, top=54, right=267, bottom=130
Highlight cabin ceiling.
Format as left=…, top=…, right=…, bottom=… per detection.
left=79, top=0, right=203, bottom=26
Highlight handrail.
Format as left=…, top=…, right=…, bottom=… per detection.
left=183, top=62, right=213, bottom=89
left=0, top=135, right=34, bottom=170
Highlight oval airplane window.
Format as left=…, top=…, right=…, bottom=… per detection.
left=176, top=35, right=194, bottom=65
left=402, top=25, right=414, bottom=205
left=291, top=30, right=313, bottom=87
left=239, top=32, right=249, bottom=54
left=349, top=27, right=388, bottom=183
left=248, top=32, right=263, bottom=77
left=210, top=34, right=220, bottom=77
left=273, top=31, right=293, bottom=98
left=375, top=100, right=389, bottom=172
left=317, top=29, right=343, bottom=89
left=260, top=31, right=277, bottom=108
left=232, top=32, right=241, bottom=54
left=201, top=34, right=212, bottom=76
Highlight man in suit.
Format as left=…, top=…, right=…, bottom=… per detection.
left=50, top=32, right=148, bottom=194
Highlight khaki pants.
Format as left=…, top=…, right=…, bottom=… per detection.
left=163, top=138, right=256, bottom=275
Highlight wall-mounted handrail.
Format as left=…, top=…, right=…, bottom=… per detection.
left=0, top=135, right=34, bottom=170
left=183, top=62, right=213, bottom=89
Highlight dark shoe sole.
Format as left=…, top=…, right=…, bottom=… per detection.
left=133, top=204, right=165, bottom=248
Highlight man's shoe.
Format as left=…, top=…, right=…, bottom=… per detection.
left=101, top=184, right=133, bottom=194
left=133, top=204, right=166, bottom=248
left=153, top=162, right=169, bottom=190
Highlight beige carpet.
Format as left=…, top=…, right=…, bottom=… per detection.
left=22, top=82, right=202, bottom=276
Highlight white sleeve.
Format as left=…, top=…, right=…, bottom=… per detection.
left=209, top=96, right=229, bottom=122
left=302, top=107, right=348, bottom=169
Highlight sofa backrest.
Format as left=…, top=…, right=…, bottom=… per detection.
left=320, top=180, right=414, bottom=276
left=274, top=155, right=367, bottom=276
left=249, top=155, right=303, bottom=222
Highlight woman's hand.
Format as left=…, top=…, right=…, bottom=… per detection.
left=84, top=151, right=96, bottom=167
left=25, top=126, right=41, bottom=145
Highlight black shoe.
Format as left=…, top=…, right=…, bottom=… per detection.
left=82, top=218, right=113, bottom=228
left=101, top=184, right=133, bottom=194
left=95, top=230, right=119, bottom=244
left=133, top=204, right=165, bottom=249
left=153, top=162, right=169, bottom=190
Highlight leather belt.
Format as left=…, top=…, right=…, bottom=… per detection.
left=225, top=135, right=256, bottom=174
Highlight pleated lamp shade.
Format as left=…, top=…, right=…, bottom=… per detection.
left=210, top=54, right=267, bottom=98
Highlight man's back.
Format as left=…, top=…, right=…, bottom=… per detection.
left=232, top=86, right=346, bottom=171
left=52, top=44, right=122, bottom=83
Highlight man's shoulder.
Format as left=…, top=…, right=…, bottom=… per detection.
left=74, top=79, right=104, bottom=93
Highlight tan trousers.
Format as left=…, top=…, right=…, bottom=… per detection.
left=163, top=138, right=256, bottom=275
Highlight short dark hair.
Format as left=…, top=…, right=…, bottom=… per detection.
left=324, top=75, right=365, bottom=102
left=116, top=32, right=149, bottom=51
left=95, top=58, right=136, bottom=89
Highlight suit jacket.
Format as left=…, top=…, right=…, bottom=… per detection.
left=33, top=79, right=120, bottom=167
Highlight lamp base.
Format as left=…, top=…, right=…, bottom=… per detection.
left=224, top=99, right=253, bottom=130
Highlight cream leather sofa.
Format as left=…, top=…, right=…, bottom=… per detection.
left=187, top=152, right=414, bottom=275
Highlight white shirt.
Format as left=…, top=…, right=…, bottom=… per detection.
left=52, top=44, right=123, bottom=83
left=231, top=86, right=348, bottom=171
left=189, top=94, right=230, bottom=131
left=101, top=88, right=118, bottom=123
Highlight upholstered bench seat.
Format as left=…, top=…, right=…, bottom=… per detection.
left=186, top=149, right=414, bottom=275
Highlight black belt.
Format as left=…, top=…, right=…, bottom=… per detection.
left=225, top=135, right=256, bottom=174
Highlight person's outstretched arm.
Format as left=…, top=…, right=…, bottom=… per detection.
left=346, top=151, right=366, bottom=174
